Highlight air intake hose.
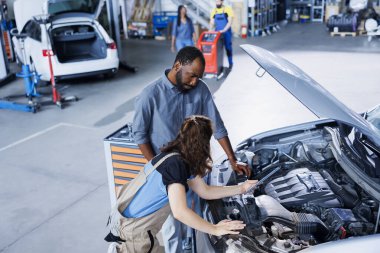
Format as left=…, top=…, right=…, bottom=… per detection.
left=320, top=169, right=359, bottom=208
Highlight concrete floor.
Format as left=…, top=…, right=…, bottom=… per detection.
left=0, top=23, right=379, bottom=253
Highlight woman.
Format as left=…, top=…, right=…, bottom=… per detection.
left=109, top=116, right=256, bottom=253
left=171, top=5, right=196, bottom=52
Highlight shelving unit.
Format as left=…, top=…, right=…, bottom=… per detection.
left=248, top=0, right=279, bottom=37
left=290, top=0, right=312, bottom=22
left=290, top=0, right=325, bottom=23
left=312, top=0, right=325, bottom=22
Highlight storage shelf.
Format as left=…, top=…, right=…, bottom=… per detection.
left=290, top=0, right=325, bottom=23
left=248, top=0, right=279, bottom=37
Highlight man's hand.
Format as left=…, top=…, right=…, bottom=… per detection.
left=217, top=137, right=251, bottom=177
left=230, top=159, right=251, bottom=177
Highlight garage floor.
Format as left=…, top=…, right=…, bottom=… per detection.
left=1, top=23, right=379, bottom=253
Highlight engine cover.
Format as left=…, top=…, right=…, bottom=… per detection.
left=264, top=168, right=341, bottom=208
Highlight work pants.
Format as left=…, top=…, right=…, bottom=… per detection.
left=222, top=31, right=233, bottom=67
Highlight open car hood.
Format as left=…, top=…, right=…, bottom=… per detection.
left=44, top=0, right=105, bottom=18
left=240, top=44, right=380, bottom=145
left=13, top=0, right=104, bottom=31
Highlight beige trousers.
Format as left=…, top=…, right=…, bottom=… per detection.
left=107, top=153, right=178, bottom=253
left=115, top=205, right=171, bottom=253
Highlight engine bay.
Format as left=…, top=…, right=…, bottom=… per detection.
left=205, top=126, right=380, bottom=252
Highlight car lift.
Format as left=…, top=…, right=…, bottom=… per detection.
left=0, top=19, right=39, bottom=113
left=37, top=14, right=78, bottom=109
left=0, top=18, right=77, bottom=113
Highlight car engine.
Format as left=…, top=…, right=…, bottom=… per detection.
left=205, top=127, right=379, bottom=252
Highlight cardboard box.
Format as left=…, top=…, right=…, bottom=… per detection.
left=325, top=5, right=340, bottom=22
left=232, top=2, right=244, bottom=36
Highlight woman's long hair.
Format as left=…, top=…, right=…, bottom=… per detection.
left=160, top=115, right=213, bottom=177
left=177, top=5, right=190, bottom=27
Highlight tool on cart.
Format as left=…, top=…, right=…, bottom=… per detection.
left=197, top=31, right=224, bottom=80
left=37, top=15, right=77, bottom=109
left=0, top=28, right=39, bottom=113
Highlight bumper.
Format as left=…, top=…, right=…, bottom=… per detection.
left=55, top=68, right=118, bottom=81
left=38, top=50, right=119, bottom=81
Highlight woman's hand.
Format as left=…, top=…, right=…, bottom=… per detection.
left=212, top=219, right=246, bottom=236
left=240, top=180, right=258, bottom=194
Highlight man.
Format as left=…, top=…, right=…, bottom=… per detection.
left=210, top=0, right=234, bottom=69
left=132, top=46, right=249, bottom=252
left=133, top=46, right=247, bottom=174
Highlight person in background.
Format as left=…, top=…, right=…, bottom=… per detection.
left=210, top=0, right=234, bottom=69
left=171, top=5, right=196, bottom=52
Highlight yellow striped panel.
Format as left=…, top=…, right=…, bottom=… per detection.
left=112, top=154, right=147, bottom=164
left=113, top=170, right=139, bottom=179
left=115, top=178, right=130, bottom=185
left=111, top=146, right=143, bottom=155
left=112, top=162, right=144, bottom=172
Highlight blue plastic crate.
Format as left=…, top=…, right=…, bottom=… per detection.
left=152, top=12, right=176, bottom=29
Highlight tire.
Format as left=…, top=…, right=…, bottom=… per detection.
left=104, top=71, right=117, bottom=79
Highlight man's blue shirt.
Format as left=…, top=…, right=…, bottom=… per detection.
left=132, top=70, right=228, bottom=154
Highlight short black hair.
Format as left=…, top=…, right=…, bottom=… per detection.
left=174, top=46, right=205, bottom=68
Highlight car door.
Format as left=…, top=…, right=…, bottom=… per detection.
left=23, top=20, right=44, bottom=73
left=11, top=21, right=35, bottom=65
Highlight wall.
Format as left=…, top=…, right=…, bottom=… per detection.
left=5, top=0, right=15, bottom=19
left=158, top=0, right=177, bottom=11
left=158, top=0, right=246, bottom=35
left=158, top=0, right=239, bottom=12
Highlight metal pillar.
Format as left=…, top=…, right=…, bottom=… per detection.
left=107, top=0, right=137, bottom=72
left=0, top=6, right=14, bottom=86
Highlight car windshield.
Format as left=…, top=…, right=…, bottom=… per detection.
left=342, top=122, right=380, bottom=179
left=366, top=105, right=380, bottom=135
left=48, top=0, right=100, bottom=15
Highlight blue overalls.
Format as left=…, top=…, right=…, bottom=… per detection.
left=213, top=7, right=233, bottom=68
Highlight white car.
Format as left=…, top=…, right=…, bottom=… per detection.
left=197, top=45, right=380, bottom=253
left=12, top=0, right=119, bottom=81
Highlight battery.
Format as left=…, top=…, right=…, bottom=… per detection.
left=104, top=124, right=147, bottom=206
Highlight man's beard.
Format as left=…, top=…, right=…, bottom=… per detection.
left=175, top=70, right=192, bottom=93
left=216, top=4, right=222, bottom=8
